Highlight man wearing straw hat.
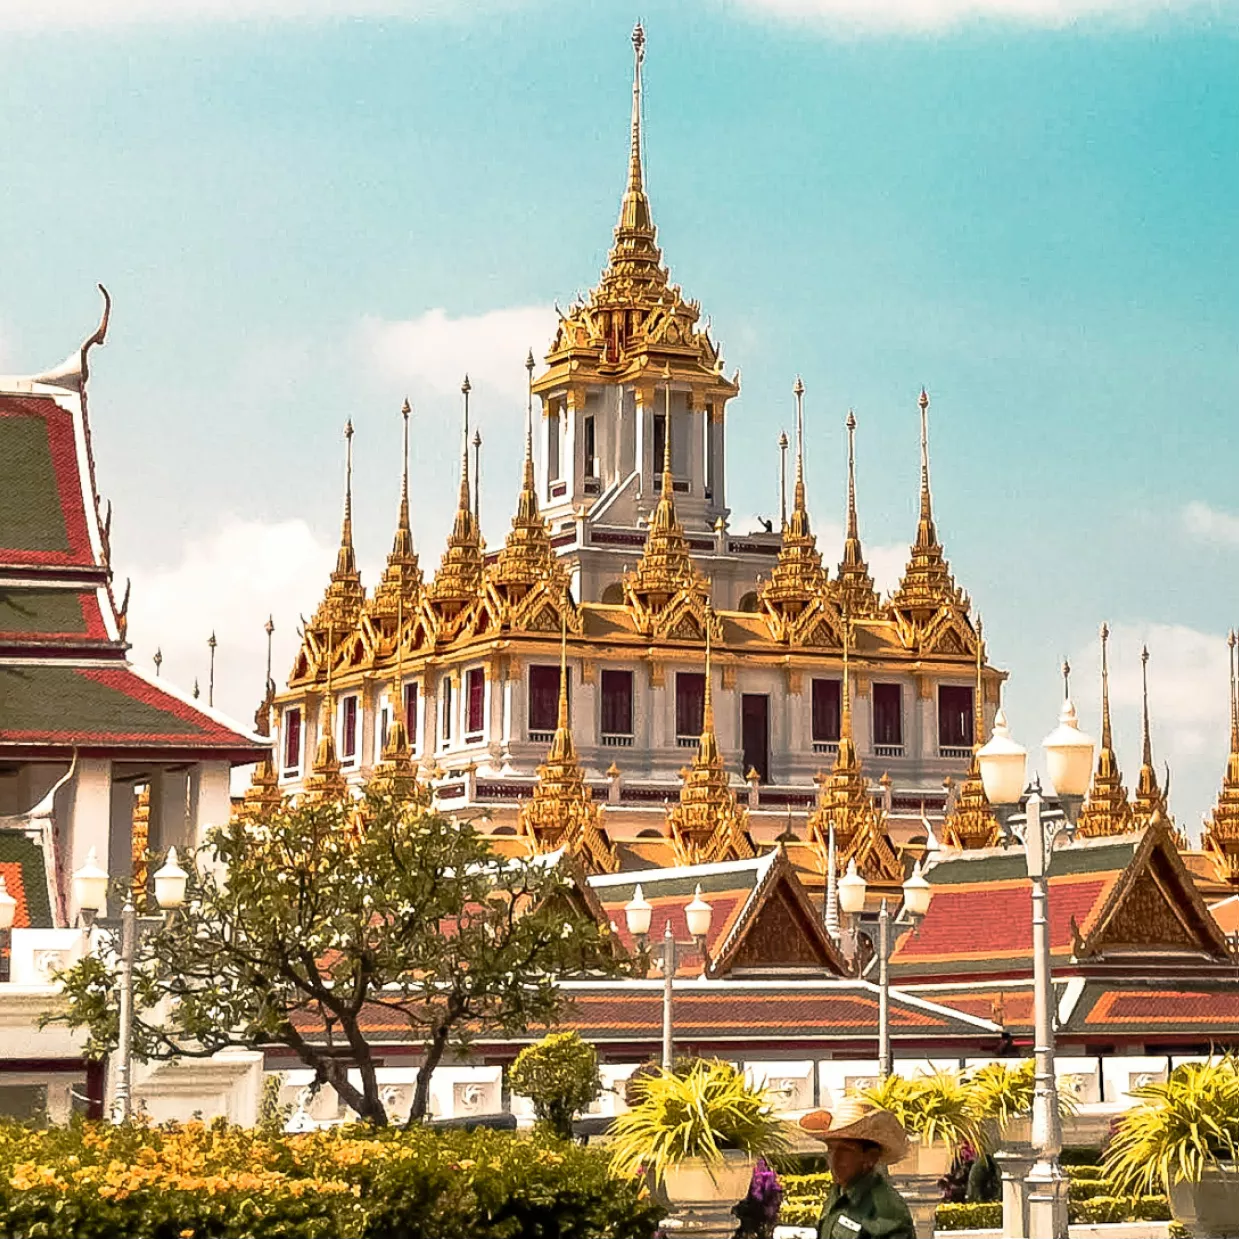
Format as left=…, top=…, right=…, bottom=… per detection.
left=799, top=1098, right=916, bottom=1239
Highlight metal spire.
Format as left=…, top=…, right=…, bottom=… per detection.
left=1230, top=629, right=1238, bottom=756
left=973, top=615, right=985, bottom=750
left=792, top=375, right=806, bottom=515
left=336, top=420, right=356, bottom=576
left=264, top=615, right=275, bottom=699
left=472, top=427, right=482, bottom=524
left=524, top=348, right=536, bottom=496
left=1100, top=622, right=1113, bottom=750
left=399, top=398, right=411, bottom=536
left=846, top=409, right=859, bottom=542
left=153, top=647, right=162, bottom=677
left=917, top=388, right=933, bottom=532
left=1140, top=644, right=1153, bottom=770
left=207, top=632, right=217, bottom=707
left=778, top=430, right=789, bottom=530
left=457, top=375, right=472, bottom=518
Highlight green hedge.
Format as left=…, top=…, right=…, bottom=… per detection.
left=0, top=1121, right=661, bottom=1239
left=778, top=1199, right=823, bottom=1228
left=936, top=1202, right=1003, bottom=1230
left=780, top=1172, right=832, bottom=1198
left=1071, top=1194, right=1171, bottom=1224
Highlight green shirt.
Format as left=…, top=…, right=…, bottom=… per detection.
left=817, top=1169, right=917, bottom=1239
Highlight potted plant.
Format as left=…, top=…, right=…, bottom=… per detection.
left=859, top=1071, right=981, bottom=1176
left=1104, top=1055, right=1239, bottom=1238
left=610, top=1059, right=788, bottom=1212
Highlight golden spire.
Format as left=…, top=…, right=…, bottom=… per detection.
left=1077, top=621, right=1134, bottom=838
left=428, top=376, right=485, bottom=617
left=942, top=615, right=1000, bottom=848
left=760, top=376, right=829, bottom=624
left=371, top=591, right=419, bottom=801
left=890, top=389, right=963, bottom=621
left=1131, top=644, right=1174, bottom=832
left=241, top=616, right=282, bottom=821
left=806, top=614, right=902, bottom=879
left=624, top=366, right=708, bottom=621
left=367, top=398, right=423, bottom=625
left=490, top=350, right=562, bottom=599
left=517, top=615, right=616, bottom=871
left=835, top=409, right=880, bottom=618
left=667, top=606, right=754, bottom=865
left=310, top=421, right=366, bottom=642
left=1204, top=629, right=1239, bottom=884
left=303, top=623, right=347, bottom=803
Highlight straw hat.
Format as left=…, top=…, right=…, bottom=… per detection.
left=797, top=1097, right=909, bottom=1165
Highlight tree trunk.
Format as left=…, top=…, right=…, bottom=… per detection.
left=323, top=1057, right=388, bottom=1127
left=406, top=1023, right=452, bottom=1127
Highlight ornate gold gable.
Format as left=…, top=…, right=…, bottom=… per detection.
left=942, top=618, right=1000, bottom=849
left=485, top=354, right=577, bottom=633
left=541, top=25, right=738, bottom=401
left=294, top=423, right=366, bottom=681
left=667, top=614, right=755, bottom=865
left=835, top=410, right=880, bottom=620
left=301, top=689, right=348, bottom=804
left=623, top=384, right=717, bottom=640
left=1203, top=630, right=1239, bottom=885
left=760, top=378, right=840, bottom=648
left=516, top=624, right=617, bottom=873
left=427, top=378, right=485, bottom=631
left=805, top=628, right=901, bottom=882
left=1077, top=623, right=1135, bottom=838
left=888, top=391, right=971, bottom=650
left=1130, top=645, right=1178, bottom=837
left=365, top=400, right=423, bottom=638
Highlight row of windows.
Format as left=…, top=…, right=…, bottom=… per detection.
left=281, top=673, right=976, bottom=777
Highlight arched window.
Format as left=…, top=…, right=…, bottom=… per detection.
left=600, top=582, right=625, bottom=605
left=738, top=591, right=759, bottom=613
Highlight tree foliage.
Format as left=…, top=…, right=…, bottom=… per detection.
left=508, top=1031, right=602, bottom=1139
left=47, top=783, right=626, bottom=1126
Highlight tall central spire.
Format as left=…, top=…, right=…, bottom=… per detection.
left=367, top=398, right=423, bottom=626
left=338, top=419, right=356, bottom=576
left=621, top=20, right=651, bottom=235
left=1132, top=643, right=1173, bottom=831
left=310, top=420, right=365, bottom=641
left=917, top=387, right=935, bottom=539
left=835, top=409, right=879, bottom=618
left=1078, top=621, right=1134, bottom=838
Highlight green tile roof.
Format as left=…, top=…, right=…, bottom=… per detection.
left=0, top=415, right=69, bottom=556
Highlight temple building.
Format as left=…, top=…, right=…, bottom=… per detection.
left=269, top=26, right=1005, bottom=896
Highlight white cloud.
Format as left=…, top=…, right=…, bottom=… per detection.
left=1069, top=621, right=1232, bottom=842
left=359, top=306, right=556, bottom=405
left=0, top=0, right=509, bottom=30
left=727, top=0, right=1218, bottom=32
left=121, top=517, right=339, bottom=736
left=1182, top=500, right=1239, bottom=547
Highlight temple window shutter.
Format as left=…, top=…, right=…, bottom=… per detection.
left=676, top=672, right=705, bottom=739
left=811, top=679, right=841, bottom=743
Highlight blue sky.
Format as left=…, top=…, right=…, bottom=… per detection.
left=3, top=0, right=1238, bottom=832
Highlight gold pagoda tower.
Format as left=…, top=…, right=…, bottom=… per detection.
left=1076, top=622, right=1135, bottom=838
left=941, top=617, right=1000, bottom=849
left=1203, top=630, right=1239, bottom=885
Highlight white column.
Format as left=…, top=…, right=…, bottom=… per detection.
left=149, top=768, right=189, bottom=857
left=67, top=758, right=112, bottom=923
left=188, top=761, right=232, bottom=847
left=712, top=412, right=726, bottom=511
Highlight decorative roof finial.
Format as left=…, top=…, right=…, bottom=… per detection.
left=207, top=631, right=217, bottom=708
left=472, top=427, right=483, bottom=524
left=524, top=348, right=536, bottom=493
left=264, top=613, right=275, bottom=694
left=1140, top=644, right=1153, bottom=770
left=1230, top=629, right=1238, bottom=756
left=661, top=361, right=674, bottom=490
left=836, top=409, right=879, bottom=618
left=459, top=376, right=472, bottom=514
left=792, top=375, right=806, bottom=515
left=846, top=409, right=859, bottom=542
left=702, top=600, right=715, bottom=743
left=841, top=608, right=853, bottom=747
left=1100, top=622, right=1113, bottom=749
left=153, top=647, right=162, bottom=677
left=336, top=419, right=357, bottom=577
left=628, top=21, right=647, bottom=201
left=398, top=398, right=412, bottom=538
left=974, top=615, right=985, bottom=749
left=917, top=387, right=934, bottom=533
left=778, top=430, right=789, bottom=531
left=1062, top=656, right=1071, bottom=703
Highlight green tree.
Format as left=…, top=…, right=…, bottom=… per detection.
left=508, top=1031, right=602, bottom=1139
left=47, top=782, right=624, bottom=1126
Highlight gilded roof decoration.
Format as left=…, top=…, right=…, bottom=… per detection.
left=1203, top=630, right=1239, bottom=885
left=834, top=410, right=880, bottom=620
left=1077, top=622, right=1135, bottom=839
left=517, top=623, right=617, bottom=873
left=366, top=400, right=423, bottom=633
left=486, top=353, right=576, bottom=632
left=806, top=626, right=901, bottom=882
left=760, top=378, right=839, bottom=647
left=301, top=688, right=348, bottom=805
left=542, top=25, right=737, bottom=396
left=942, top=617, right=999, bottom=849
left=889, top=391, right=970, bottom=646
left=1130, top=645, right=1177, bottom=838
left=666, top=613, right=755, bottom=865
left=427, top=377, right=486, bottom=626
left=302, top=422, right=366, bottom=674
left=623, top=379, right=717, bottom=640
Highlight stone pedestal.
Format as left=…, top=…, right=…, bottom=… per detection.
left=1025, top=1157, right=1068, bottom=1239
left=889, top=1173, right=940, bottom=1239
left=994, top=1147, right=1035, bottom=1238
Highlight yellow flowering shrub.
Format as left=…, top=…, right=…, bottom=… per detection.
left=0, top=1119, right=659, bottom=1239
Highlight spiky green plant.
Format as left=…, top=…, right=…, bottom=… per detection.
left=609, top=1059, right=788, bottom=1186
left=1104, top=1056, right=1239, bottom=1195
left=859, top=1072, right=982, bottom=1152
left=965, top=1060, right=1077, bottom=1143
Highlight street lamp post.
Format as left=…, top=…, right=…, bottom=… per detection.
left=625, top=884, right=713, bottom=1071
left=835, top=858, right=933, bottom=1079
left=72, top=847, right=189, bottom=1123
left=977, top=698, right=1094, bottom=1239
